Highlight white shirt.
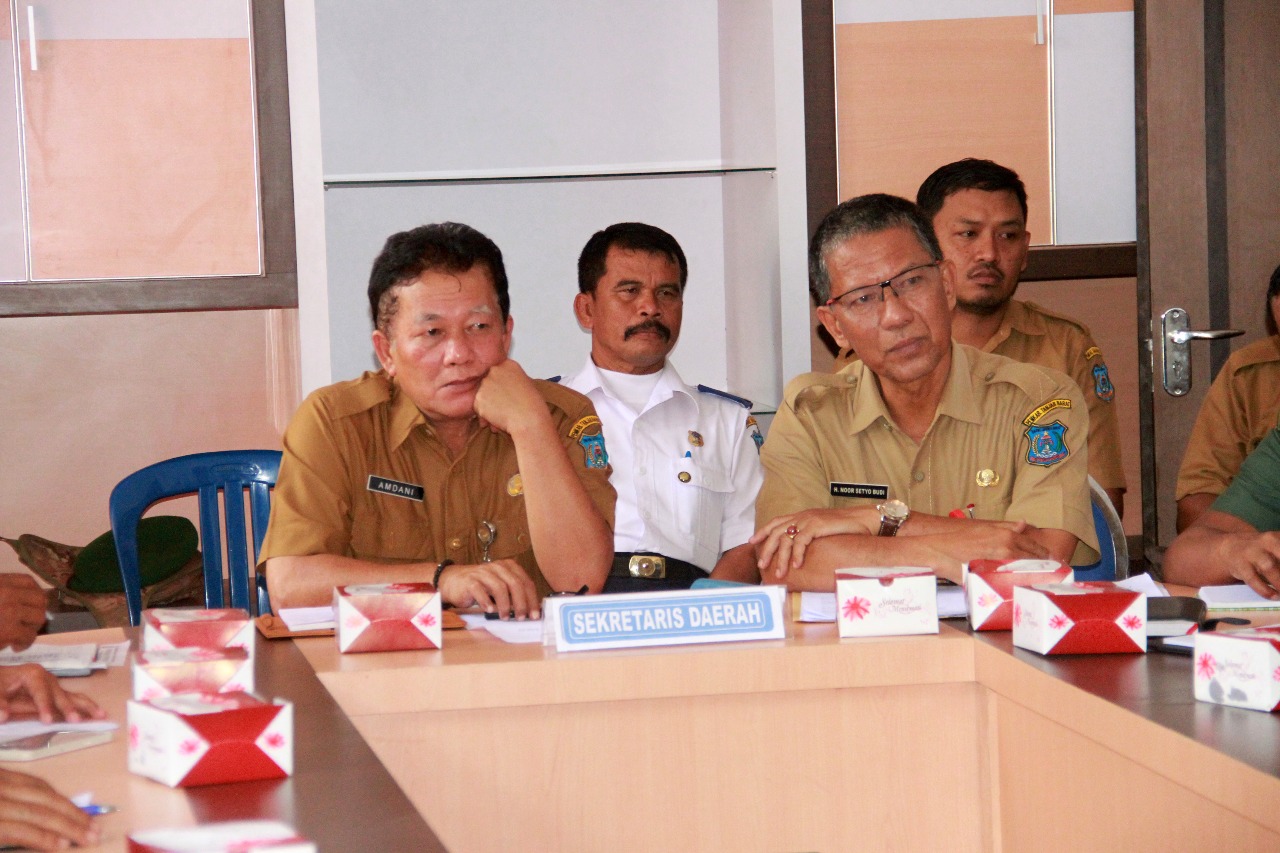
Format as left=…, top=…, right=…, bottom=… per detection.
left=560, top=360, right=764, bottom=573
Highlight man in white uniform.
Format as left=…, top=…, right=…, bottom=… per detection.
left=559, top=223, right=764, bottom=591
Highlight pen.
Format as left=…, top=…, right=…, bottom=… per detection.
left=80, top=803, right=116, bottom=816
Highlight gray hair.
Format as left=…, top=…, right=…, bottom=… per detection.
left=808, top=194, right=942, bottom=305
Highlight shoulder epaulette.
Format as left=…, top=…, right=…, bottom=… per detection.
left=545, top=375, right=562, bottom=384
left=696, top=384, right=752, bottom=409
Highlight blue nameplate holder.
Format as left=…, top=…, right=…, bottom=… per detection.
left=543, top=586, right=788, bottom=652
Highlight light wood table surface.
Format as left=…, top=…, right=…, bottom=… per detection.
left=2, top=628, right=443, bottom=852
left=295, top=595, right=1280, bottom=853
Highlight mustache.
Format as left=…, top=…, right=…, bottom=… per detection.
left=624, top=319, right=672, bottom=341
left=968, top=262, right=1005, bottom=283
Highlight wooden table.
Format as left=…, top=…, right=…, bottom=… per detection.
left=296, top=605, right=1280, bottom=853
left=2, top=628, right=444, bottom=852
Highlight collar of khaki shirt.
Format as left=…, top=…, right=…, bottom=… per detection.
left=984, top=298, right=1047, bottom=352
left=845, top=342, right=986, bottom=437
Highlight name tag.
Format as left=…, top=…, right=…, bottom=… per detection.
left=543, top=586, right=787, bottom=652
left=830, top=481, right=888, bottom=500
left=367, top=475, right=424, bottom=502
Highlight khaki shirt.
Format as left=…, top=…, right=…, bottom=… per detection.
left=759, top=344, right=1099, bottom=564
left=834, top=299, right=1125, bottom=491
left=1176, top=336, right=1280, bottom=500
left=259, top=371, right=617, bottom=598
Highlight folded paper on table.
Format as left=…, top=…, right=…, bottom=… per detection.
left=1198, top=585, right=1280, bottom=610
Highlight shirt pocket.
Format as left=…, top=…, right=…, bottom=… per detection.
left=667, top=455, right=732, bottom=543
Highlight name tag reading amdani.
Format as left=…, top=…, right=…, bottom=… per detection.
left=367, top=475, right=424, bottom=502
left=544, top=586, right=787, bottom=652
left=830, top=482, right=889, bottom=500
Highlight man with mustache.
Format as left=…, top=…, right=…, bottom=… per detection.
left=261, top=222, right=615, bottom=618
left=836, top=159, right=1126, bottom=515
left=559, top=223, right=764, bottom=592
left=753, top=194, right=1097, bottom=588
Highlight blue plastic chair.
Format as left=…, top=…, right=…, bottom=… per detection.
left=109, top=450, right=281, bottom=626
left=1072, top=476, right=1129, bottom=581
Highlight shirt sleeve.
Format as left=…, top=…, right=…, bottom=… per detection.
left=1005, top=374, right=1100, bottom=565
left=1176, top=360, right=1253, bottom=499
left=554, top=397, right=617, bottom=534
left=1211, top=428, right=1280, bottom=531
left=716, top=414, right=765, bottom=552
left=1071, top=332, right=1126, bottom=492
left=259, top=394, right=355, bottom=563
left=756, top=390, right=834, bottom=526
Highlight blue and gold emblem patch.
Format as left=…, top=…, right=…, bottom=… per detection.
left=1092, top=364, right=1115, bottom=403
left=579, top=432, right=609, bottom=469
left=746, top=415, right=763, bottom=454
left=1025, top=421, right=1069, bottom=467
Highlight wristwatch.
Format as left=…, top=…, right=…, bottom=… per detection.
left=876, top=500, right=910, bottom=537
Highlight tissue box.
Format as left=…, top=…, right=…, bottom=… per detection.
left=127, top=692, right=292, bottom=787
left=1012, top=582, right=1146, bottom=655
left=835, top=568, right=938, bottom=638
left=132, top=647, right=254, bottom=701
left=965, top=559, right=1074, bottom=631
left=128, top=821, right=314, bottom=852
left=142, top=608, right=254, bottom=661
left=1193, top=627, right=1280, bottom=712
left=335, top=582, right=442, bottom=653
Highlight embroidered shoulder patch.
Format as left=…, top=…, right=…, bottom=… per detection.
left=1025, top=421, right=1070, bottom=467
left=1084, top=346, right=1102, bottom=361
left=1092, top=363, right=1115, bottom=403
left=579, top=432, right=609, bottom=469
left=746, top=415, right=763, bottom=453
left=568, top=414, right=602, bottom=440
left=1022, top=398, right=1072, bottom=426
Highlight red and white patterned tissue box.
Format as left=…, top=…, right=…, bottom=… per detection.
left=835, top=568, right=938, bottom=638
left=133, top=647, right=253, bottom=701
left=128, top=820, right=314, bottom=852
left=1012, top=582, right=1146, bottom=655
left=142, top=608, right=254, bottom=661
left=335, top=582, right=442, bottom=653
left=1193, top=626, right=1280, bottom=713
left=965, top=559, right=1074, bottom=631
left=127, top=692, right=292, bottom=787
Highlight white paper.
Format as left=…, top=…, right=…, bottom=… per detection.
left=1148, top=620, right=1198, bottom=638
left=0, top=643, right=100, bottom=671
left=279, top=606, right=337, bottom=631
left=1198, top=584, right=1280, bottom=610
left=1161, top=634, right=1197, bottom=650
left=1116, top=573, right=1169, bottom=598
left=94, top=641, right=132, bottom=667
left=481, top=618, right=545, bottom=644
left=800, top=586, right=968, bottom=622
left=0, top=720, right=118, bottom=744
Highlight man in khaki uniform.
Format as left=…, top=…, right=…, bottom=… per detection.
left=1175, top=264, right=1280, bottom=531
left=753, top=194, right=1098, bottom=589
left=261, top=223, right=615, bottom=618
left=834, top=159, right=1126, bottom=514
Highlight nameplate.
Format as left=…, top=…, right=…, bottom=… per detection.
left=830, top=481, right=888, bottom=500
left=367, top=475, right=424, bottom=502
left=543, top=586, right=787, bottom=653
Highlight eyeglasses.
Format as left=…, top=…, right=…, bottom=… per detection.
left=825, top=261, right=941, bottom=319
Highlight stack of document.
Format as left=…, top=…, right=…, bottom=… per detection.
left=0, top=641, right=130, bottom=675
left=1198, top=585, right=1280, bottom=611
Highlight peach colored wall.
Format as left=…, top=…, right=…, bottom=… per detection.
left=21, top=39, right=259, bottom=280
left=0, top=309, right=296, bottom=575
left=835, top=17, right=1052, bottom=243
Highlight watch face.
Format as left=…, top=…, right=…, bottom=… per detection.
left=880, top=499, right=909, bottom=522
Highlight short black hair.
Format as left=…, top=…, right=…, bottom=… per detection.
left=916, top=158, right=1029, bottom=222
left=808, top=194, right=942, bottom=305
left=1267, top=262, right=1280, bottom=336
left=367, top=222, right=509, bottom=334
left=577, top=222, right=687, bottom=294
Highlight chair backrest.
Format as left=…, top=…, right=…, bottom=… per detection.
left=1072, top=476, right=1130, bottom=581
left=109, top=450, right=281, bottom=626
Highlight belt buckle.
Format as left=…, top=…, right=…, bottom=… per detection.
left=628, top=555, right=666, bottom=579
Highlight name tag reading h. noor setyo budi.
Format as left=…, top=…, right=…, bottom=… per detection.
left=830, top=482, right=889, bottom=500
left=543, top=586, right=787, bottom=652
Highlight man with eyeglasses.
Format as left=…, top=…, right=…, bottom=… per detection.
left=836, top=159, right=1126, bottom=515
left=752, top=194, right=1098, bottom=588
left=558, top=223, right=764, bottom=591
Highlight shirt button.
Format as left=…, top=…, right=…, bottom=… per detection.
left=638, top=467, right=646, bottom=475
left=912, top=470, right=925, bottom=482
left=449, top=538, right=462, bottom=549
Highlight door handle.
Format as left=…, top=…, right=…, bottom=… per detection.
left=1160, top=308, right=1244, bottom=396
